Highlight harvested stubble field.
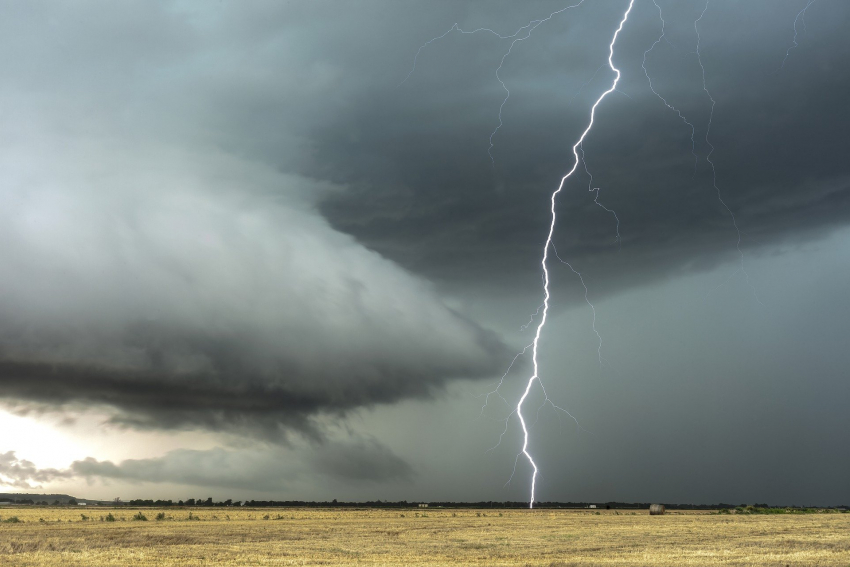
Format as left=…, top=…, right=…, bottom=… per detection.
left=1, top=507, right=848, bottom=566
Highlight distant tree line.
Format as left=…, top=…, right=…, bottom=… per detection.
left=127, top=498, right=235, bottom=507
left=116, top=499, right=849, bottom=510
left=236, top=500, right=848, bottom=510
left=0, top=498, right=71, bottom=505
left=3, top=496, right=847, bottom=510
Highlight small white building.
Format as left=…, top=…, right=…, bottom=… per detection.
left=589, top=504, right=597, bottom=509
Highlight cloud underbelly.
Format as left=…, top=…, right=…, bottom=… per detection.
left=0, top=144, right=506, bottom=438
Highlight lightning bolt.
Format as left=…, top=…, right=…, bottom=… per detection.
left=518, top=0, right=635, bottom=508
left=579, top=145, right=621, bottom=247
left=551, top=242, right=603, bottom=365
left=402, top=4, right=620, bottom=504
left=642, top=0, right=699, bottom=172
left=487, top=1, right=587, bottom=165
left=694, top=1, right=762, bottom=305
left=780, top=0, right=817, bottom=70
left=641, top=1, right=760, bottom=304
left=398, top=0, right=821, bottom=511
left=399, top=2, right=587, bottom=166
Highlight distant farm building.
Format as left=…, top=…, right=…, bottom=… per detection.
left=418, top=503, right=429, bottom=508
left=588, top=504, right=597, bottom=509
left=649, top=504, right=665, bottom=515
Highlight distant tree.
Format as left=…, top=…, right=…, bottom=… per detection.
left=204, top=497, right=213, bottom=506
left=186, top=499, right=195, bottom=506
left=68, top=498, right=78, bottom=506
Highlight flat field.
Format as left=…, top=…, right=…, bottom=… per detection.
left=1, top=507, right=848, bottom=566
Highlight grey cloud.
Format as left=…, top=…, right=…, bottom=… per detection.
left=0, top=141, right=507, bottom=438
left=0, top=451, right=71, bottom=489
left=70, top=449, right=303, bottom=492
left=0, top=0, right=848, bottom=503
left=0, top=0, right=513, bottom=440
left=1, top=437, right=412, bottom=493
left=3, top=0, right=844, bottom=305
left=67, top=438, right=412, bottom=491
left=309, top=438, right=413, bottom=483
left=307, top=1, right=850, bottom=298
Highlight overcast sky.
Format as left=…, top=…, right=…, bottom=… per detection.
left=1, top=0, right=848, bottom=507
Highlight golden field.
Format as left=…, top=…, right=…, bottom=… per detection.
left=1, top=506, right=848, bottom=566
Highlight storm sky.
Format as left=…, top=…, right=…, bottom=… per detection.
left=1, top=0, right=848, bottom=506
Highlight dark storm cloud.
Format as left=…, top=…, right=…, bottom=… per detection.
left=0, top=0, right=847, bottom=448
left=308, top=1, right=850, bottom=298
left=0, top=1, right=509, bottom=438
left=0, top=147, right=507, bottom=438
left=308, top=437, right=413, bottom=483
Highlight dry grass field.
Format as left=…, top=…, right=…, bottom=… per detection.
left=1, top=506, right=848, bottom=566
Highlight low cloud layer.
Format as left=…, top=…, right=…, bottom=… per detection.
left=0, top=451, right=72, bottom=490
left=1, top=437, right=413, bottom=492
left=0, top=135, right=505, bottom=439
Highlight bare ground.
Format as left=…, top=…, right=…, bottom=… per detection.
left=1, top=507, right=848, bottom=566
